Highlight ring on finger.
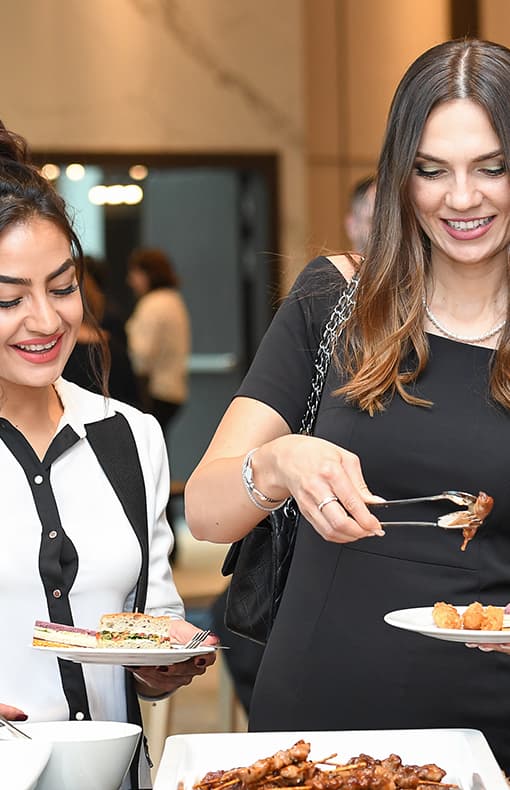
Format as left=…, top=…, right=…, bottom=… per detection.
left=317, top=494, right=339, bottom=513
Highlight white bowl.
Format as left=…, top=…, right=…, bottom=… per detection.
left=0, top=739, right=52, bottom=790
left=17, top=720, right=141, bottom=790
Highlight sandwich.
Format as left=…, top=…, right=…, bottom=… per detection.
left=33, top=620, right=98, bottom=649
left=96, top=612, right=173, bottom=648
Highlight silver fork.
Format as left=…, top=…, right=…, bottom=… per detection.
left=183, top=629, right=211, bottom=649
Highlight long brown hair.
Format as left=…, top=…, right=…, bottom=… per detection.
left=339, top=38, right=510, bottom=414
left=0, top=122, right=111, bottom=394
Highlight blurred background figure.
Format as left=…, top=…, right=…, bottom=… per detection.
left=344, top=175, right=376, bottom=253
left=125, top=247, right=191, bottom=435
left=64, top=255, right=141, bottom=407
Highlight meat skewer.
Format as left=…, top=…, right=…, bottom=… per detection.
left=191, top=743, right=459, bottom=790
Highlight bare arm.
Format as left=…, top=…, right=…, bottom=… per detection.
left=185, top=396, right=384, bottom=546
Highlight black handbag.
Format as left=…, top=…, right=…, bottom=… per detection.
left=221, top=274, right=360, bottom=644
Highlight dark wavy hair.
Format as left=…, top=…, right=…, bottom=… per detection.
left=339, top=38, right=510, bottom=414
left=127, top=247, right=180, bottom=291
left=0, top=121, right=110, bottom=394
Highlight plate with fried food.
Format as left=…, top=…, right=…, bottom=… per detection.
left=384, top=602, right=510, bottom=643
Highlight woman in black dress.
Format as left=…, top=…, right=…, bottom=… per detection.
left=186, top=39, right=510, bottom=771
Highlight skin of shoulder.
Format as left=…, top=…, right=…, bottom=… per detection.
left=325, top=253, right=360, bottom=281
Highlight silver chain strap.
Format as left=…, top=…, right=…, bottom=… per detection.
left=300, top=273, right=360, bottom=434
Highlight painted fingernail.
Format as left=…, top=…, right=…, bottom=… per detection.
left=157, top=666, right=169, bottom=673
left=195, top=658, right=207, bottom=667
left=15, top=714, right=28, bottom=721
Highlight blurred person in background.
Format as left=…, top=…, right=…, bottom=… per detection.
left=344, top=174, right=376, bottom=253
left=126, top=247, right=190, bottom=435
left=64, top=255, right=141, bottom=407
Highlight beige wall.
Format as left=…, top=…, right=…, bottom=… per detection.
left=305, top=0, right=449, bottom=255
left=480, top=0, right=510, bottom=44
left=0, top=0, right=306, bottom=291
left=3, top=1, right=492, bottom=292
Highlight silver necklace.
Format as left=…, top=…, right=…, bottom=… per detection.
left=422, top=297, right=506, bottom=343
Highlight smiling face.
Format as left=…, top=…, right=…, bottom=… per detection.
left=0, top=216, right=83, bottom=399
left=409, top=99, right=510, bottom=268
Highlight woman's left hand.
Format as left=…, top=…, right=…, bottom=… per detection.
left=465, top=642, right=510, bottom=654
left=128, top=619, right=218, bottom=696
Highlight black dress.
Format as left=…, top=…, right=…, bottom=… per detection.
left=238, top=257, right=510, bottom=771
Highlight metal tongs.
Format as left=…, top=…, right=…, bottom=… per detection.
left=372, top=490, right=481, bottom=530
left=0, top=713, right=31, bottom=740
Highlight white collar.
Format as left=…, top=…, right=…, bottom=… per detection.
left=54, top=378, right=116, bottom=439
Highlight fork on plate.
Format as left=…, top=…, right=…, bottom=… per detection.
left=182, top=629, right=211, bottom=649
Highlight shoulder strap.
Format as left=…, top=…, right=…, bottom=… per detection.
left=300, top=272, right=359, bottom=434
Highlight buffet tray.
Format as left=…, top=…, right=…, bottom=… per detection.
left=153, top=729, right=506, bottom=790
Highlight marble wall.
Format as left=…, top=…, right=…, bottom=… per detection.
left=2, top=1, right=506, bottom=291
left=0, top=0, right=306, bottom=290
left=305, top=0, right=450, bottom=254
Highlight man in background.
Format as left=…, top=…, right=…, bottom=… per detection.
left=344, top=174, right=376, bottom=253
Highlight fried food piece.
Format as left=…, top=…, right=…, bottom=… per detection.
left=461, top=491, right=495, bottom=551
left=432, top=602, right=462, bottom=629
left=473, top=491, right=494, bottom=520
left=462, top=601, right=484, bottom=630
left=481, top=605, right=504, bottom=631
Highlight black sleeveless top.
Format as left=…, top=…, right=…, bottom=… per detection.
left=239, top=257, right=510, bottom=771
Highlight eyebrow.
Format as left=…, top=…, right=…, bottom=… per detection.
left=0, top=258, right=75, bottom=286
left=415, top=149, right=504, bottom=164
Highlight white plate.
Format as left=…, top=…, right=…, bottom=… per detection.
left=33, top=644, right=215, bottom=665
left=384, top=606, right=510, bottom=644
left=153, top=729, right=506, bottom=790
left=0, top=739, right=52, bottom=790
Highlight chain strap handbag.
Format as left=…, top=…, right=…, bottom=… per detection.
left=221, top=273, right=360, bottom=644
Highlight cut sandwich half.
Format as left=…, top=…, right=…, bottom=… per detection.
left=33, top=620, right=98, bottom=649
left=97, top=612, right=173, bottom=648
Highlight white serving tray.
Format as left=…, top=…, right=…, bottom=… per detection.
left=153, top=729, right=506, bottom=790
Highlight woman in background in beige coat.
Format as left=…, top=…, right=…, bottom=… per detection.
left=126, top=247, right=190, bottom=434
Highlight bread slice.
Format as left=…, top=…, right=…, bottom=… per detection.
left=33, top=620, right=98, bottom=649
left=97, top=612, right=173, bottom=648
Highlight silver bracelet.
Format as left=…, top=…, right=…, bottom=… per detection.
left=241, top=448, right=287, bottom=512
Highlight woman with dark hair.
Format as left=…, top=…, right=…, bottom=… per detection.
left=126, top=247, right=190, bottom=433
left=0, top=123, right=216, bottom=789
left=186, top=39, right=510, bottom=770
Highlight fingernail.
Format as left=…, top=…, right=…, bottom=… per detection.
left=15, top=714, right=28, bottom=721
left=369, top=495, right=387, bottom=503
left=465, top=643, right=477, bottom=648
left=374, top=529, right=385, bottom=537
left=478, top=646, right=493, bottom=652
left=157, top=666, right=169, bottom=673
left=195, top=658, right=207, bottom=667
